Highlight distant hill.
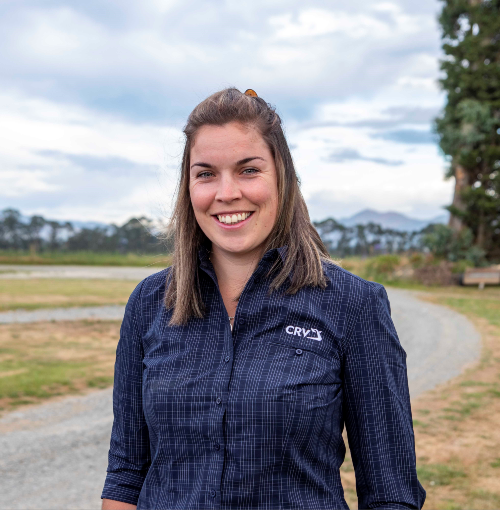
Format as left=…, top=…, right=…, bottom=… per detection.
left=20, top=215, right=109, bottom=231
left=337, top=209, right=448, bottom=232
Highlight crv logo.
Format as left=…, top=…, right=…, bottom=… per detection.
left=285, top=326, right=322, bottom=341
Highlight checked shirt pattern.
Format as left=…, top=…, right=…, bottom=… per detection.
left=102, top=246, right=425, bottom=509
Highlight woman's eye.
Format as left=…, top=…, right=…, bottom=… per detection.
left=197, top=171, right=214, bottom=178
left=242, top=167, right=258, bottom=175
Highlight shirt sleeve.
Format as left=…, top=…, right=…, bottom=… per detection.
left=101, top=280, right=151, bottom=506
left=343, top=283, right=426, bottom=510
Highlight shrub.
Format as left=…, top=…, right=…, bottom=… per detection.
left=409, top=252, right=425, bottom=268
left=452, top=259, right=474, bottom=274
left=364, top=255, right=401, bottom=281
left=421, top=225, right=487, bottom=265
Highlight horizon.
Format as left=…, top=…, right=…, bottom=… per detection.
left=4, top=205, right=450, bottom=226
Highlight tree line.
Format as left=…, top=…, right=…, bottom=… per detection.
left=1, top=208, right=488, bottom=266
left=0, top=208, right=168, bottom=254
left=313, top=217, right=486, bottom=265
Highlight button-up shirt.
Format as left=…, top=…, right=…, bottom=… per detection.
left=101, top=246, right=426, bottom=509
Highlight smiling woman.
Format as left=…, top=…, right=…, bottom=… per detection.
left=101, top=88, right=426, bottom=510
left=164, top=88, right=329, bottom=327
left=188, top=121, right=280, bottom=324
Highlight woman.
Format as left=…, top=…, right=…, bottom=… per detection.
left=101, top=88, right=426, bottom=510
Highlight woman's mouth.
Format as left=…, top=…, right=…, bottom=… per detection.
left=214, top=212, right=253, bottom=226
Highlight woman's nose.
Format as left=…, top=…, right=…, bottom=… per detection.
left=215, top=173, right=242, bottom=202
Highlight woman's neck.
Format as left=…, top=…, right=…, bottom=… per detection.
left=210, top=245, right=265, bottom=302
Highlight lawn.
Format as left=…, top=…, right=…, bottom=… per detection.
left=0, top=250, right=172, bottom=267
left=0, top=320, right=121, bottom=413
left=0, top=278, right=138, bottom=311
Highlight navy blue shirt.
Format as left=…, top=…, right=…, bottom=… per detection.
left=101, top=246, right=426, bottom=509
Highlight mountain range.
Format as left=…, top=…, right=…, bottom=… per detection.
left=337, top=209, right=448, bottom=232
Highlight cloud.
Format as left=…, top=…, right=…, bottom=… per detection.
left=0, top=0, right=452, bottom=223
left=269, top=9, right=390, bottom=40
left=372, top=129, right=438, bottom=144
left=0, top=90, right=182, bottom=222
left=287, top=109, right=453, bottom=223
left=382, top=106, right=440, bottom=124
left=301, top=106, right=441, bottom=130
left=0, top=0, right=442, bottom=123
left=35, top=151, right=159, bottom=174
left=325, top=148, right=404, bottom=166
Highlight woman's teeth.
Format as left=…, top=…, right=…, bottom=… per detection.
left=217, top=212, right=251, bottom=225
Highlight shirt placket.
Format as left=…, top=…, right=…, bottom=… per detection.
left=198, top=262, right=232, bottom=508
left=198, top=253, right=273, bottom=508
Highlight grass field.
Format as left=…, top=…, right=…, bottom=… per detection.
left=0, top=278, right=138, bottom=311
left=0, top=250, right=172, bottom=267
left=0, top=320, right=120, bottom=412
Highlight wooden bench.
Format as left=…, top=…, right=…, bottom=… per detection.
left=462, top=266, right=500, bottom=288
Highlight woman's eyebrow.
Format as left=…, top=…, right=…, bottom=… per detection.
left=190, top=156, right=265, bottom=170
left=236, top=156, right=265, bottom=165
left=190, top=162, right=213, bottom=169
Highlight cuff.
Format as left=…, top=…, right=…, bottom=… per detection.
left=101, top=471, right=145, bottom=506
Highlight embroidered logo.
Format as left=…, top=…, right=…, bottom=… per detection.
left=285, top=326, right=322, bottom=341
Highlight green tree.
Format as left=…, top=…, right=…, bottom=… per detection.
left=24, top=215, right=45, bottom=253
left=0, top=208, right=24, bottom=250
left=435, top=0, right=500, bottom=260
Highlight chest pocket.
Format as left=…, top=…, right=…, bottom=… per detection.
left=251, top=339, right=342, bottom=407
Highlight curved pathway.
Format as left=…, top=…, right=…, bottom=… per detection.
left=387, top=288, right=480, bottom=396
left=0, top=264, right=164, bottom=280
left=0, top=283, right=481, bottom=509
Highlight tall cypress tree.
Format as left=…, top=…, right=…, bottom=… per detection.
left=435, top=0, right=500, bottom=260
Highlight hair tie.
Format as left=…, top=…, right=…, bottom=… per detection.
left=244, top=89, right=258, bottom=97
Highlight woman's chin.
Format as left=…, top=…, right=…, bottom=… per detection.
left=213, top=241, right=266, bottom=258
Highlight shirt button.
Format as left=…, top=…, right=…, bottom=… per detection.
left=295, top=348, right=303, bottom=355
left=239, top=318, right=246, bottom=325
left=210, top=489, right=216, bottom=498
left=224, top=355, right=230, bottom=363
left=216, top=397, right=222, bottom=405
left=213, top=443, right=220, bottom=451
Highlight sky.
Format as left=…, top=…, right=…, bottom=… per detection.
left=0, top=0, right=453, bottom=224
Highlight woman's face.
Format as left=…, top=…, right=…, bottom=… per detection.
left=189, top=121, right=279, bottom=259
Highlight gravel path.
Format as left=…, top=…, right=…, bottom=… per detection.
left=0, top=389, right=113, bottom=510
left=0, top=284, right=481, bottom=509
left=0, top=305, right=125, bottom=324
left=386, top=287, right=480, bottom=396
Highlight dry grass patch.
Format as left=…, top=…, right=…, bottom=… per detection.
left=0, top=320, right=120, bottom=414
left=0, top=278, right=137, bottom=311
left=340, top=287, right=500, bottom=510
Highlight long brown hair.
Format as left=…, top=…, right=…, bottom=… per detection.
left=165, top=88, right=329, bottom=325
